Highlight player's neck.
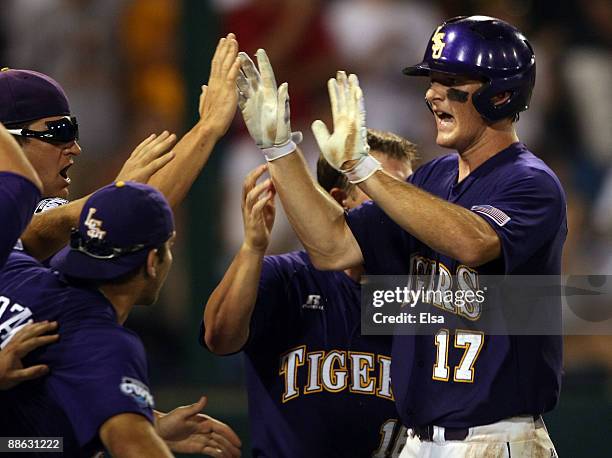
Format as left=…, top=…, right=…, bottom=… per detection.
left=457, top=126, right=518, bottom=182
left=97, top=284, right=137, bottom=325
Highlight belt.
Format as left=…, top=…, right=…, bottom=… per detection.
left=413, top=415, right=543, bottom=442
left=412, top=425, right=469, bottom=442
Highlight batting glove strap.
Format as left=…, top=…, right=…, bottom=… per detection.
left=344, top=154, right=382, bottom=184
left=262, top=131, right=303, bottom=162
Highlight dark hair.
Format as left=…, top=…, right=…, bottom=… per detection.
left=316, top=128, right=418, bottom=193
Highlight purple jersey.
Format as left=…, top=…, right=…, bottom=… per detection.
left=0, top=251, right=154, bottom=457
left=200, top=251, right=404, bottom=458
left=346, top=143, right=567, bottom=429
left=0, top=172, right=40, bottom=267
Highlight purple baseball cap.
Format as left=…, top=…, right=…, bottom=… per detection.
left=50, top=181, right=175, bottom=281
left=0, top=68, right=71, bottom=124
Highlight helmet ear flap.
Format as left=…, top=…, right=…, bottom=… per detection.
left=472, top=81, right=507, bottom=122
left=472, top=66, right=535, bottom=122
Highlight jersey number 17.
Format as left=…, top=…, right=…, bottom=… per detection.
left=432, top=329, right=484, bottom=383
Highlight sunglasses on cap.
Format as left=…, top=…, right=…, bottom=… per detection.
left=69, top=229, right=145, bottom=260
left=7, top=116, right=79, bottom=145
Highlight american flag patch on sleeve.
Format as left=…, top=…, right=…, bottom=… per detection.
left=470, top=205, right=511, bottom=227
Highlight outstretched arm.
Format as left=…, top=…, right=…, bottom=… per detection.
left=236, top=50, right=363, bottom=270
left=238, top=54, right=499, bottom=268
left=357, top=172, right=500, bottom=266
left=155, top=396, right=242, bottom=457
left=20, top=132, right=177, bottom=260
left=266, top=149, right=363, bottom=270
left=312, top=72, right=500, bottom=267
left=204, top=165, right=275, bottom=354
left=148, top=33, right=241, bottom=208
left=20, top=33, right=241, bottom=261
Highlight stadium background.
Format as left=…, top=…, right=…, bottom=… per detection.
left=1, top=0, right=610, bottom=456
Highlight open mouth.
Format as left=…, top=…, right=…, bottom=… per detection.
left=59, top=164, right=72, bottom=184
left=434, top=110, right=455, bottom=128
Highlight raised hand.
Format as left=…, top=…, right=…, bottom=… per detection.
left=237, top=49, right=302, bottom=160
left=115, top=131, right=177, bottom=183
left=312, top=71, right=380, bottom=183
left=156, top=396, right=242, bottom=457
left=199, top=33, right=242, bottom=139
left=0, top=321, right=59, bottom=390
left=241, top=164, right=275, bottom=254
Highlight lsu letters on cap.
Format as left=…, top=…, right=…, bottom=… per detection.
left=50, top=181, right=175, bottom=280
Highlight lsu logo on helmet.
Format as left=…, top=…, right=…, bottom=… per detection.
left=431, top=26, right=446, bottom=59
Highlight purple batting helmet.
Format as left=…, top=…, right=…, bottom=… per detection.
left=403, top=15, right=536, bottom=122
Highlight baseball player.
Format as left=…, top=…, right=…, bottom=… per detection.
left=0, top=126, right=171, bottom=390
left=202, top=129, right=415, bottom=457
left=0, top=122, right=41, bottom=266
left=2, top=32, right=241, bottom=261
left=0, top=181, right=241, bottom=458
left=0, top=122, right=63, bottom=390
left=0, top=66, right=176, bottom=259
left=236, top=16, right=565, bottom=457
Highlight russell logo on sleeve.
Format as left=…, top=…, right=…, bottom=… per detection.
left=301, top=294, right=324, bottom=311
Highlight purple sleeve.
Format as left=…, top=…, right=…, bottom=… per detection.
left=47, top=327, right=154, bottom=448
left=470, top=172, right=566, bottom=272
left=242, top=254, right=297, bottom=352
left=199, top=254, right=296, bottom=353
left=0, top=172, right=41, bottom=266
left=345, top=201, right=414, bottom=274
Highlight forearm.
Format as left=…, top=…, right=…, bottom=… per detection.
left=20, top=198, right=86, bottom=260
left=359, top=171, right=500, bottom=266
left=19, top=121, right=218, bottom=260
left=101, top=414, right=173, bottom=458
left=108, top=436, right=172, bottom=458
left=204, top=244, right=265, bottom=354
left=268, top=149, right=361, bottom=269
left=147, top=122, right=220, bottom=209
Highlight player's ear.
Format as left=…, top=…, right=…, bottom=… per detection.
left=330, top=187, right=348, bottom=208
left=145, top=248, right=159, bottom=278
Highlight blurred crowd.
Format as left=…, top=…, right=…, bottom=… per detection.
left=1, top=0, right=610, bottom=450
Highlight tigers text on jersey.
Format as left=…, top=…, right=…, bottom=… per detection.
left=201, top=251, right=405, bottom=458
left=346, top=143, right=567, bottom=429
